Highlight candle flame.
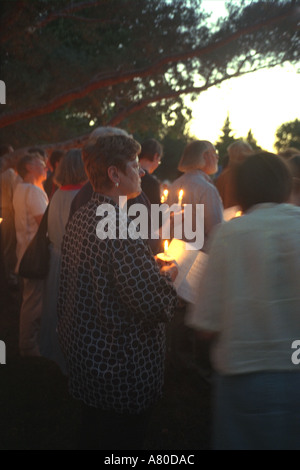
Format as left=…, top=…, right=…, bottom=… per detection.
left=164, top=240, right=169, bottom=254
left=0, top=218, right=3, bottom=224
left=161, top=189, right=169, bottom=204
left=235, top=211, right=243, bottom=218
left=178, top=189, right=184, bottom=205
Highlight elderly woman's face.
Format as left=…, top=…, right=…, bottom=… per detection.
left=119, top=156, right=145, bottom=200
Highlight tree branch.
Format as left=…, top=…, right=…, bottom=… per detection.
left=0, top=0, right=110, bottom=43
left=29, top=61, right=282, bottom=154
left=107, top=67, right=263, bottom=126
left=0, top=5, right=296, bottom=129
left=33, top=0, right=111, bottom=30
left=50, top=14, right=117, bottom=24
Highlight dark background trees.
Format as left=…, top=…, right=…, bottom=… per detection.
left=274, top=118, right=300, bottom=152
left=0, top=0, right=299, bottom=152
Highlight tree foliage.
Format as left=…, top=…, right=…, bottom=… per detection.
left=0, top=0, right=299, bottom=148
left=246, top=129, right=262, bottom=151
left=215, top=115, right=237, bottom=164
left=274, top=118, right=300, bottom=151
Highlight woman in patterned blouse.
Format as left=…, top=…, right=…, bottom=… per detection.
left=57, top=134, right=178, bottom=450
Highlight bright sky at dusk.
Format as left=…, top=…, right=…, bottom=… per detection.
left=188, top=1, right=300, bottom=152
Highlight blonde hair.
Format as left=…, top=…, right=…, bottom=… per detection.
left=178, top=140, right=211, bottom=172
left=227, top=141, right=253, bottom=165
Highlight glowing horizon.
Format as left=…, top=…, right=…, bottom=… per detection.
left=187, top=1, right=300, bottom=153
left=188, top=65, right=299, bottom=152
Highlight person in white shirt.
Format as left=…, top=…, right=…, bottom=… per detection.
left=187, top=152, right=300, bottom=450
left=168, top=140, right=223, bottom=252
left=13, top=153, right=48, bottom=356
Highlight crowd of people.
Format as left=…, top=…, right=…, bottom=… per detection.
left=0, top=130, right=300, bottom=450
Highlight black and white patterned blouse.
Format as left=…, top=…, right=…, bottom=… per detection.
left=57, top=193, right=178, bottom=414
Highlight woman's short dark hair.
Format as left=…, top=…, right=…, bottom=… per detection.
left=288, top=155, right=300, bottom=198
left=139, top=139, right=162, bottom=162
left=235, top=152, right=292, bottom=212
left=49, top=149, right=64, bottom=171
left=82, top=135, right=141, bottom=191
left=289, top=155, right=300, bottom=179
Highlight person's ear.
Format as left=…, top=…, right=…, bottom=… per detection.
left=107, top=166, right=120, bottom=187
left=203, top=150, right=210, bottom=164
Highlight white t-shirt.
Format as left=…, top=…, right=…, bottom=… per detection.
left=13, top=182, right=48, bottom=272
left=186, top=203, right=300, bottom=375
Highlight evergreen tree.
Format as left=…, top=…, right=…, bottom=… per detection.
left=246, top=129, right=262, bottom=151
left=215, top=115, right=237, bottom=166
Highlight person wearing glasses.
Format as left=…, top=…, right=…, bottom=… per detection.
left=57, top=134, right=178, bottom=450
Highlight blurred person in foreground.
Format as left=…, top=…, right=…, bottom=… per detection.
left=288, top=155, right=300, bottom=206
left=40, top=149, right=88, bottom=374
left=57, top=134, right=178, bottom=450
left=215, top=140, right=254, bottom=209
left=186, top=152, right=300, bottom=450
left=13, top=153, right=48, bottom=356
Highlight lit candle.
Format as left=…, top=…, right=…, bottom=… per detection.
left=156, top=240, right=173, bottom=263
left=161, top=189, right=169, bottom=204
left=178, top=189, right=184, bottom=205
